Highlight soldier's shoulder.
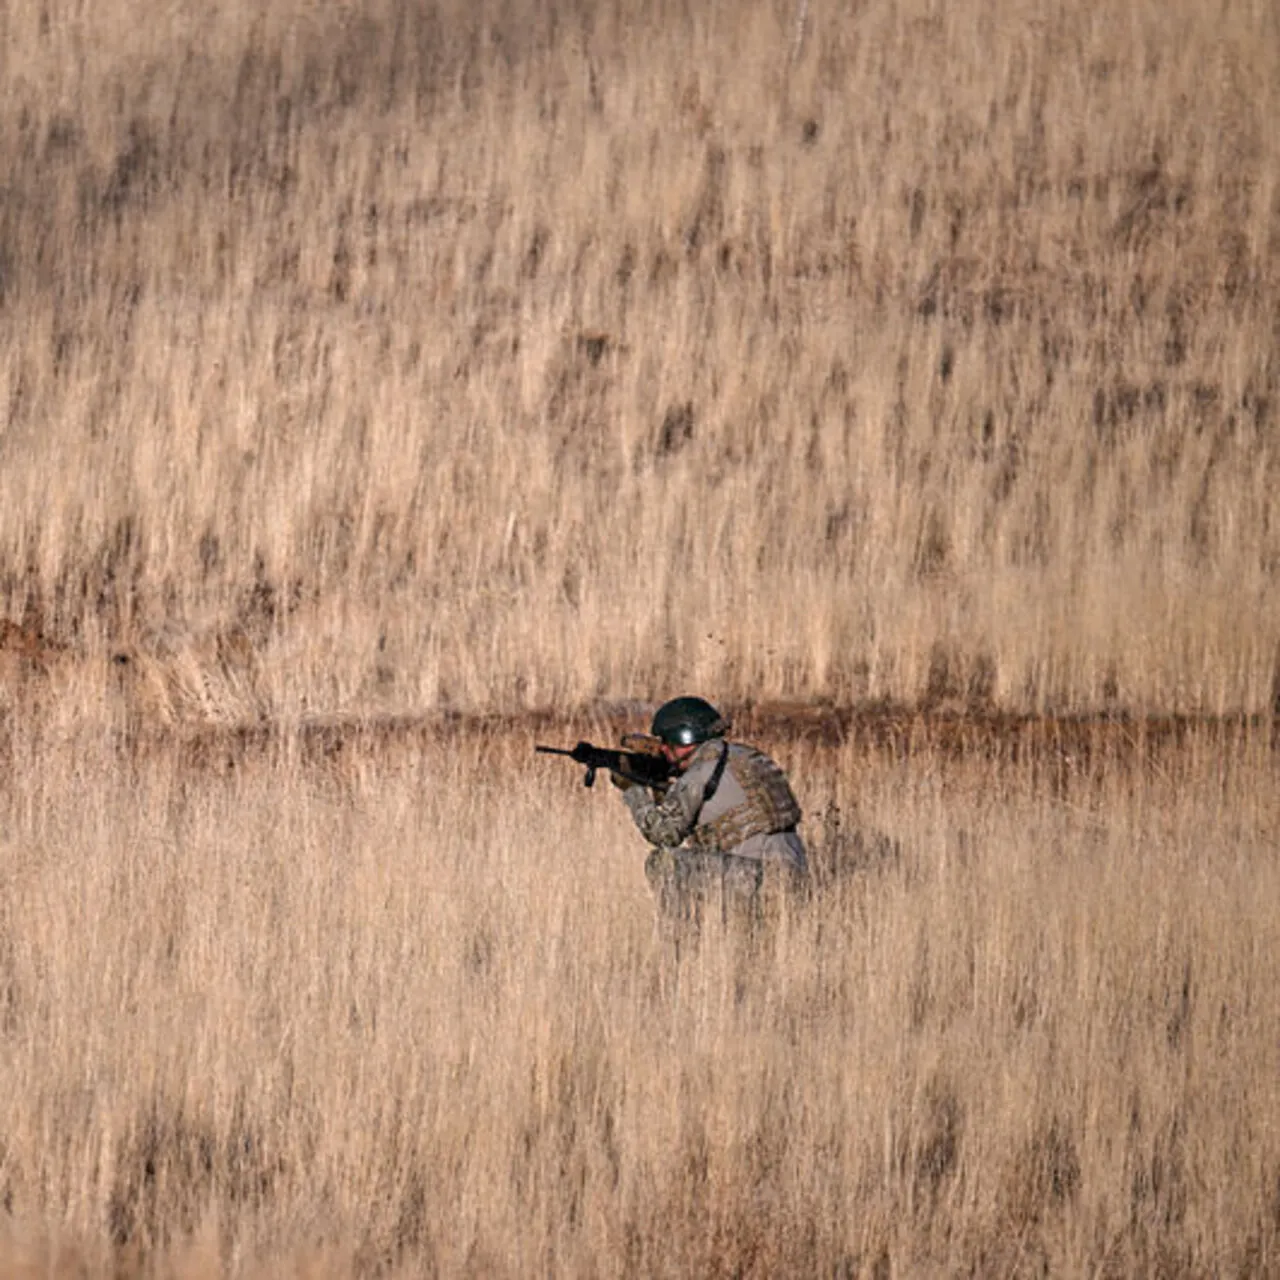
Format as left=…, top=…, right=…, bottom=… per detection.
left=730, top=740, right=795, bottom=776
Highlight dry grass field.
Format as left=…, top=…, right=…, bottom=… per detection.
left=2, top=0, right=1279, bottom=1274
left=1, top=727, right=1278, bottom=1277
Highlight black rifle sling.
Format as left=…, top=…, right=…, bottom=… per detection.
left=699, top=741, right=730, bottom=812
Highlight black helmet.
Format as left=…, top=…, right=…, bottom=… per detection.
left=651, top=696, right=729, bottom=747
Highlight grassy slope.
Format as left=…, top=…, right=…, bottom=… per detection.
left=1, top=0, right=1277, bottom=723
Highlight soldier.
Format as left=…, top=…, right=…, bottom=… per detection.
left=611, top=696, right=808, bottom=935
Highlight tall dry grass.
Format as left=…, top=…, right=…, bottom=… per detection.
left=2, top=2, right=1280, bottom=1274
left=1, top=727, right=1277, bottom=1275
left=1, top=0, right=1278, bottom=722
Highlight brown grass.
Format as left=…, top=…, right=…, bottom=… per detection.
left=2, top=0, right=1279, bottom=1274
left=2, top=0, right=1278, bottom=720
left=1, top=726, right=1278, bottom=1276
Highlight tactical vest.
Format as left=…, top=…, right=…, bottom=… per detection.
left=687, top=746, right=802, bottom=855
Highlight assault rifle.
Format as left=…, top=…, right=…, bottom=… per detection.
left=535, top=735, right=675, bottom=790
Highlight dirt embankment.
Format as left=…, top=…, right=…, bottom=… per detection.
left=2, top=618, right=1275, bottom=774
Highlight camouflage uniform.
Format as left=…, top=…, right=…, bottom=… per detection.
left=622, top=737, right=807, bottom=933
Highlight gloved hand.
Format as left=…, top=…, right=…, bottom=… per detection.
left=609, top=769, right=635, bottom=791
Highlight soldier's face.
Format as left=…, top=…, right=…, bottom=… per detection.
left=663, top=742, right=698, bottom=772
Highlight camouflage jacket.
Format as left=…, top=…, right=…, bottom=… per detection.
left=622, top=738, right=807, bottom=871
